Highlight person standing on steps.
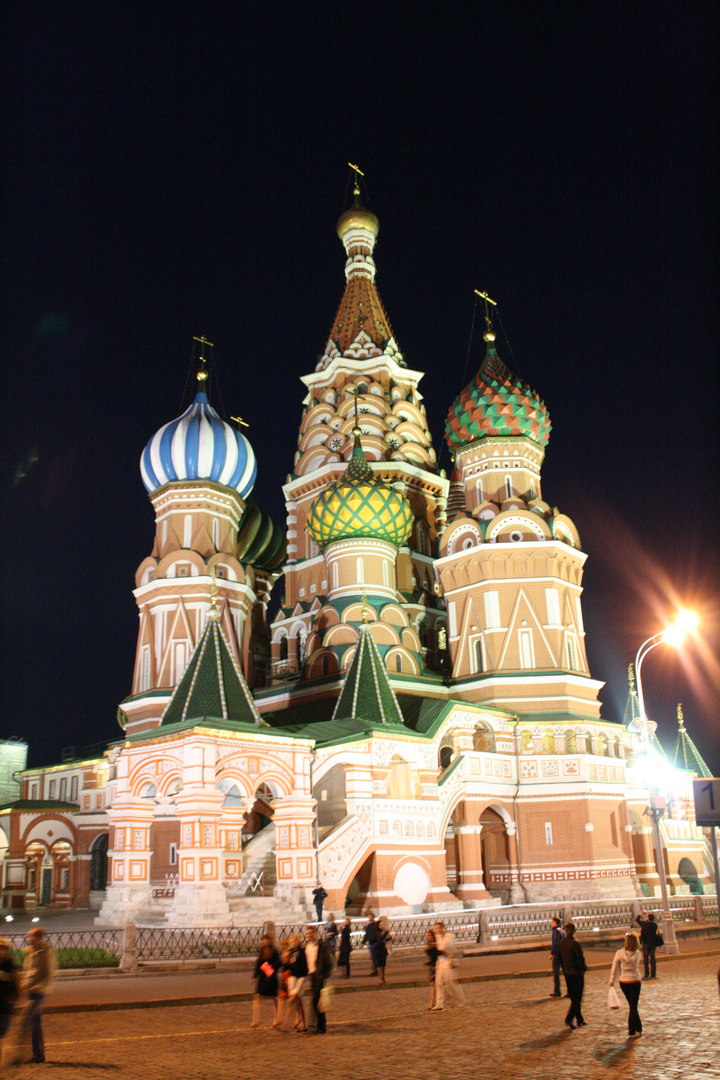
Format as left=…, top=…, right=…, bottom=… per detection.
left=558, top=923, right=587, bottom=1030
left=312, top=882, right=328, bottom=923
left=636, top=910, right=660, bottom=979
left=549, top=916, right=565, bottom=997
left=609, top=932, right=643, bottom=1038
left=362, top=912, right=380, bottom=976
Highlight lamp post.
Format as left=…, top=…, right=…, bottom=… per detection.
left=634, top=611, right=697, bottom=955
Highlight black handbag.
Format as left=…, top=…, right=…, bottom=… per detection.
left=656, top=932, right=664, bottom=947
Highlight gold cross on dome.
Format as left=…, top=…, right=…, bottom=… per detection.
left=194, top=335, right=214, bottom=384
left=348, top=162, right=364, bottom=194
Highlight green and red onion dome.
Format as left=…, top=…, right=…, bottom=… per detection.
left=445, top=336, right=551, bottom=450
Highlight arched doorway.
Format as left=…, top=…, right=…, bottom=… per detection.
left=242, top=783, right=275, bottom=845
left=678, top=856, right=702, bottom=894
left=90, top=834, right=109, bottom=892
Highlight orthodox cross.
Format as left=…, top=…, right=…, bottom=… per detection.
left=194, top=335, right=213, bottom=385
left=474, top=290, right=497, bottom=334
left=348, top=161, right=364, bottom=194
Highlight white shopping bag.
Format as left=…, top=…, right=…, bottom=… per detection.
left=608, top=987, right=621, bottom=1009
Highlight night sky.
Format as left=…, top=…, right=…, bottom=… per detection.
left=2, top=3, right=718, bottom=772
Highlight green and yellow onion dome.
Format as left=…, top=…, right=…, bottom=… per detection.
left=306, top=432, right=413, bottom=549
left=445, top=333, right=551, bottom=450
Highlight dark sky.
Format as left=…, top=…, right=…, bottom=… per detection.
left=1, top=2, right=718, bottom=772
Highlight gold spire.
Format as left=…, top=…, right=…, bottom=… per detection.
left=208, top=566, right=220, bottom=621
left=352, top=385, right=361, bottom=436
left=361, top=591, right=369, bottom=624
left=348, top=162, right=365, bottom=196
left=627, top=662, right=636, bottom=693
left=677, top=703, right=685, bottom=729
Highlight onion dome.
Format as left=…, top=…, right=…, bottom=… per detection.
left=337, top=187, right=380, bottom=243
left=141, top=391, right=257, bottom=498
left=306, top=431, right=413, bottom=549
left=445, top=333, right=551, bottom=450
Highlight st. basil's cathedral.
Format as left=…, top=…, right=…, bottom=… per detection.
left=0, top=179, right=712, bottom=924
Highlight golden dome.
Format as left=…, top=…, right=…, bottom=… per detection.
left=337, top=188, right=379, bottom=241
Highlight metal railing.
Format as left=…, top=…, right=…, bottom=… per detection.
left=3, top=894, right=715, bottom=967
left=5, top=929, right=122, bottom=968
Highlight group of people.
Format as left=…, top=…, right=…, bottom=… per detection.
left=251, top=911, right=394, bottom=1034
left=0, top=927, right=56, bottom=1066
left=549, top=910, right=662, bottom=1037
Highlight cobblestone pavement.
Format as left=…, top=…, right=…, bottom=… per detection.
left=6, top=955, right=719, bottom=1079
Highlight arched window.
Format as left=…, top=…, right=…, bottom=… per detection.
left=279, top=636, right=288, bottom=662
left=321, top=654, right=329, bottom=677
left=439, top=745, right=454, bottom=770
left=212, top=518, right=219, bottom=548
left=383, top=561, right=389, bottom=588
left=474, top=639, right=484, bottom=673
left=395, top=654, right=402, bottom=672
left=473, top=725, right=496, bottom=753
left=505, top=476, right=513, bottom=499
left=183, top=515, right=193, bottom=548
left=90, top=834, right=109, bottom=891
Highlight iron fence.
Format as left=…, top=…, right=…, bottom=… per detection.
left=3, top=894, right=715, bottom=966
left=6, top=929, right=122, bottom=968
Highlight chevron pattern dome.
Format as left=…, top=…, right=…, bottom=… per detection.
left=306, top=434, right=413, bottom=549
left=445, top=345, right=551, bottom=450
left=141, top=391, right=257, bottom=497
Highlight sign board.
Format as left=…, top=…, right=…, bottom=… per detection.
left=693, top=778, right=720, bottom=827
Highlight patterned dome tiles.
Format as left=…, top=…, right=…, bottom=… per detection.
left=445, top=346, right=551, bottom=450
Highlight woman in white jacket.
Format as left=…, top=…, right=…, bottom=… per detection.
left=609, top=932, right=643, bottom=1038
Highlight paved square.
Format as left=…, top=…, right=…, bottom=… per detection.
left=6, top=955, right=720, bottom=1079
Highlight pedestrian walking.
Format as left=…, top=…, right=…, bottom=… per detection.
left=21, top=926, right=55, bottom=1064
left=558, top=922, right=587, bottom=1029
left=375, top=917, right=392, bottom=985
left=549, top=916, right=565, bottom=997
left=337, top=918, right=352, bottom=979
left=425, top=928, right=438, bottom=1009
left=286, top=933, right=308, bottom=1031
left=305, top=924, right=331, bottom=1034
left=0, top=937, right=19, bottom=1051
left=312, top=882, right=328, bottom=922
left=324, top=912, right=338, bottom=961
left=251, top=934, right=282, bottom=1028
left=609, top=932, right=643, bottom=1038
left=431, top=921, right=466, bottom=1010
left=362, top=912, right=380, bottom=976
left=635, top=910, right=661, bottom=979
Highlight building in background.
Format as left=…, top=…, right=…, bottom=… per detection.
left=0, top=183, right=713, bottom=923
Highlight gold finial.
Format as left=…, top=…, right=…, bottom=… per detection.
left=230, top=415, right=249, bottom=428
left=348, top=162, right=364, bottom=196
left=352, top=384, right=361, bottom=436
left=627, top=663, right=636, bottom=692
left=474, top=290, right=497, bottom=341
left=677, top=703, right=685, bottom=729
left=210, top=566, right=219, bottom=611
left=194, top=335, right=214, bottom=384
left=361, top=591, right=369, bottom=624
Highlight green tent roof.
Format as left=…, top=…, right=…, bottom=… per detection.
left=331, top=624, right=405, bottom=727
left=161, top=614, right=265, bottom=728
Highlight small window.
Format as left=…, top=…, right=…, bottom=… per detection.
left=439, top=746, right=454, bottom=770
left=31, top=783, right=39, bottom=800
left=60, top=867, right=69, bottom=890
left=395, top=654, right=402, bottom=672
left=49, top=780, right=57, bottom=799
left=505, top=476, right=513, bottom=499
left=169, top=843, right=178, bottom=865
left=60, top=778, right=67, bottom=802
left=545, top=822, right=553, bottom=845
left=71, top=776, right=78, bottom=801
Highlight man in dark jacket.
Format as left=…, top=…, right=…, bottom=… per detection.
left=305, top=925, right=331, bottom=1034
left=549, top=917, right=565, bottom=997
left=312, top=883, right=328, bottom=923
left=362, top=912, right=380, bottom=976
left=636, top=910, right=660, bottom=979
left=558, top=923, right=587, bottom=1029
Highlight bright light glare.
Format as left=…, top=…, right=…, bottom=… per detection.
left=4, top=915, right=13, bottom=922
left=633, top=748, right=684, bottom=797
left=676, top=610, right=698, bottom=633
left=663, top=609, right=699, bottom=647
left=31, top=917, right=40, bottom=923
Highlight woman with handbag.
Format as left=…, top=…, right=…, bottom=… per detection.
left=251, top=935, right=282, bottom=1028
left=609, top=932, right=643, bottom=1038
left=375, top=917, right=392, bottom=985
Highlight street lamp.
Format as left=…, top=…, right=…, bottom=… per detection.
left=634, top=610, right=698, bottom=955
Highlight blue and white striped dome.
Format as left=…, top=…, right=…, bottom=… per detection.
left=141, top=391, right=257, bottom=497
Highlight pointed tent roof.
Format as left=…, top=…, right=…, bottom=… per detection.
left=624, top=663, right=666, bottom=756
left=672, top=705, right=712, bottom=777
left=331, top=624, right=405, bottom=727
left=162, top=613, right=265, bottom=727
